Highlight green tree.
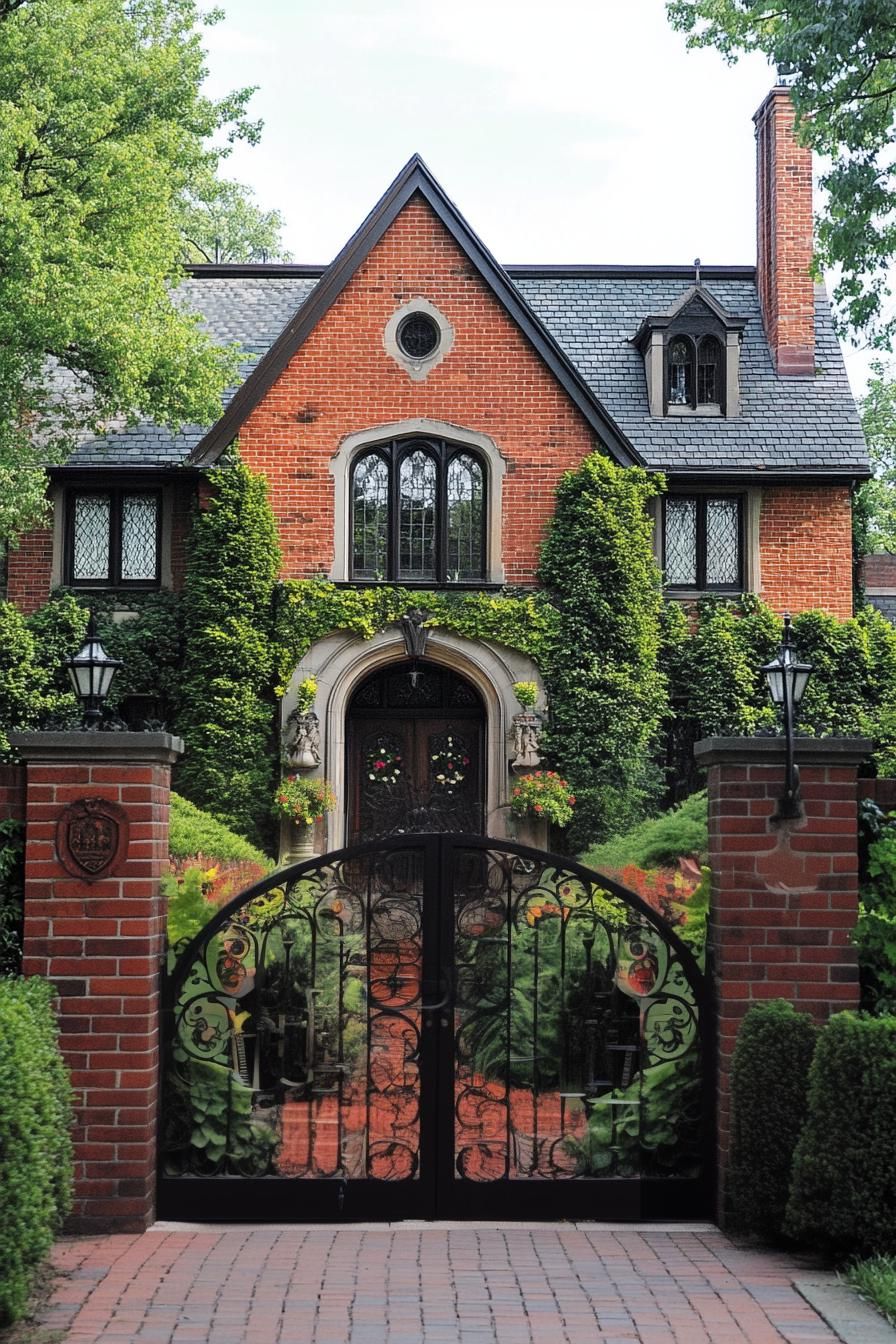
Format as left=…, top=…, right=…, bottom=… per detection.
left=857, top=364, right=896, bottom=554
left=178, top=176, right=291, bottom=264
left=667, top=0, right=896, bottom=347
left=0, top=0, right=260, bottom=542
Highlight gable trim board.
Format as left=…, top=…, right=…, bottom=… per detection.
left=187, top=156, right=643, bottom=471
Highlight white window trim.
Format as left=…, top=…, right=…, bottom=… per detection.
left=329, top=418, right=506, bottom=584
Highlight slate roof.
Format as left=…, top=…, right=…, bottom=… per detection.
left=64, top=266, right=868, bottom=479
left=66, top=276, right=318, bottom=467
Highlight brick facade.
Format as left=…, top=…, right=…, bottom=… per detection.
left=695, top=736, right=865, bottom=1222
left=755, top=87, right=815, bottom=376
left=7, top=524, right=54, bottom=615
left=10, top=731, right=182, bottom=1233
left=236, top=196, right=599, bottom=586
left=759, top=484, right=854, bottom=619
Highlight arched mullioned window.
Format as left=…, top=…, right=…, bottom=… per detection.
left=667, top=334, right=724, bottom=410
left=350, top=437, right=485, bottom=583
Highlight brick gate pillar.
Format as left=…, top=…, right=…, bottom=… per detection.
left=10, top=730, right=183, bottom=1233
left=694, top=736, right=867, bottom=1224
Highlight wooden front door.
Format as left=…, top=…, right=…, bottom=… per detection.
left=347, top=662, right=485, bottom=840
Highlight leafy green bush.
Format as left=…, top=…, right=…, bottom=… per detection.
left=0, top=817, right=24, bottom=975
left=581, top=791, right=708, bottom=872
left=785, top=1012, right=896, bottom=1256
left=538, top=454, right=667, bottom=846
left=0, top=598, right=86, bottom=753
left=663, top=594, right=896, bottom=773
left=728, top=1001, right=818, bottom=1238
left=856, top=802, right=896, bottom=1014
left=0, top=978, right=74, bottom=1325
left=169, top=792, right=270, bottom=866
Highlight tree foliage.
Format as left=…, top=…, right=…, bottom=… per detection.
left=0, top=0, right=260, bottom=542
left=667, top=0, right=896, bottom=346
left=178, top=175, right=291, bottom=264
left=857, top=363, right=896, bottom=554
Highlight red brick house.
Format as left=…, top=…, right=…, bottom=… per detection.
left=5, top=84, right=869, bottom=852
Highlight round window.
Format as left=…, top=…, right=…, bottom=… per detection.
left=396, top=312, right=440, bottom=360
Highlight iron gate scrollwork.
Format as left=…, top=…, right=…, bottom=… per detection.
left=159, top=835, right=711, bottom=1222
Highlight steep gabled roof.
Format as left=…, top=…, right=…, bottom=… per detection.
left=186, top=155, right=643, bottom=469
left=631, top=282, right=748, bottom=353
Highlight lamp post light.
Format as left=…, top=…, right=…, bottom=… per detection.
left=761, top=612, right=813, bottom=820
left=65, top=612, right=122, bottom=729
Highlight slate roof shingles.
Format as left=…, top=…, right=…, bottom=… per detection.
left=65, top=271, right=868, bottom=476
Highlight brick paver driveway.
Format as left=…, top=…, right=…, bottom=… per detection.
left=43, top=1222, right=845, bottom=1344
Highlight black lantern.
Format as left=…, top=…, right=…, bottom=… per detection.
left=66, top=612, right=122, bottom=729
left=761, top=612, right=813, bottom=819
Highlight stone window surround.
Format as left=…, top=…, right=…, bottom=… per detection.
left=329, top=418, right=507, bottom=584
left=383, top=297, right=454, bottom=381
left=281, top=626, right=544, bottom=853
left=651, top=487, right=761, bottom=597
left=50, top=480, right=174, bottom=592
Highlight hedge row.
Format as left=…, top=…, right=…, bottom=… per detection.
left=0, top=978, right=73, bottom=1325
left=729, top=1003, right=896, bottom=1258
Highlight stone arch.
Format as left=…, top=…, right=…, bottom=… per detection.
left=281, top=625, right=544, bottom=852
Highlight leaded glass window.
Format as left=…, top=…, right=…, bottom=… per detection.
left=664, top=497, right=698, bottom=586
left=72, top=495, right=112, bottom=581
left=668, top=340, right=693, bottom=406
left=348, top=437, right=487, bottom=583
left=121, top=495, right=159, bottom=581
left=697, top=337, right=722, bottom=405
left=663, top=495, right=742, bottom=592
left=705, top=498, right=740, bottom=586
left=352, top=454, right=389, bottom=579
left=67, top=489, right=160, bottom=587
left=399, top=450, right=437, bottom=580
left=447, top=454, right=483, bottom=581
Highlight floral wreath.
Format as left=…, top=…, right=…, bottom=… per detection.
left=430, top=734, right=470, bottom=790
left=366, top=744, right=403, bottom=785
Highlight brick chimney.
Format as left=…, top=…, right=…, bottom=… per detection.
left=754, top=86, right=815, bottom=376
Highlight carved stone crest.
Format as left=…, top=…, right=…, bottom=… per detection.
left=56, top=797, right=129, bottom=882
left=510, top=712, right=542, bottom=773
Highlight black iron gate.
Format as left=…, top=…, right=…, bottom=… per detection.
left=159, top=835, right=711, bottom=1221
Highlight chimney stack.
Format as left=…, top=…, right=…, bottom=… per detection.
left=754, top=86, right=815, bottom=376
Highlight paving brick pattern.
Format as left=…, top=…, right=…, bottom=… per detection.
left=43, top=1224, right=843, bottom=1343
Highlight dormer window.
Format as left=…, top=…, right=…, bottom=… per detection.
left=667, top=334, right=723, bottom=410
left=633, top=285, right=746, bottom=419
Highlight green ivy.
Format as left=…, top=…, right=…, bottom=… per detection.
left=538, top=454, right=668, bottom=846
left=175, top=457, right=283, bottom=850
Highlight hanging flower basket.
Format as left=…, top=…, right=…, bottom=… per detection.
left=273, top=775, right=336, bottom=826
left=509, top=771, right=576, bottom=828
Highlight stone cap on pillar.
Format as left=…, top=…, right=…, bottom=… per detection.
left=9, top=730, right=184, bottom=766
left=695, top=735, right=872, bottom=769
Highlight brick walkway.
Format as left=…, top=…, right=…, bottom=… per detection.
left=40, top=1223, right=845, bottom=1344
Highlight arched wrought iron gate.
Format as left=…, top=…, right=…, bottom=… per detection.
left=159, top=835, right=711, bottom=1221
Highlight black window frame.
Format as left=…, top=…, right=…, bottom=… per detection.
left=662, top=493, right=744, bottom=594
left=349, top=436, right=487, bottom=585
left=64, top=487, right=162, bottom=590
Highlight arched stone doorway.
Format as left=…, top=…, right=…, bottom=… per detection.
left=346, top=660, right=486, bottom=840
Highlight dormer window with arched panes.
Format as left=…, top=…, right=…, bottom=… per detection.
left=666, top=334, right=723, bottom=412
left=350, top=437, right=485, bottom=583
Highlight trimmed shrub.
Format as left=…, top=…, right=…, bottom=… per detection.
left=169, top=791, right=271, bottom=867
left=856, top=802, right=896, bottom=1014
left=581, top=790, right=708, bottom=873
left=0, top=978, right=74, bottom=1325
left=727, top=1001, right=818, bottom=1238
left=785, top=1012, right=896, bottom=1256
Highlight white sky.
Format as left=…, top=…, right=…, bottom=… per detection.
left=202, top=0, right=875, bottom=395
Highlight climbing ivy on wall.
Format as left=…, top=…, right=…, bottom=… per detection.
left=537, top=453, right=669, bottom=848
left=175, top=458, right=283, bottom=850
